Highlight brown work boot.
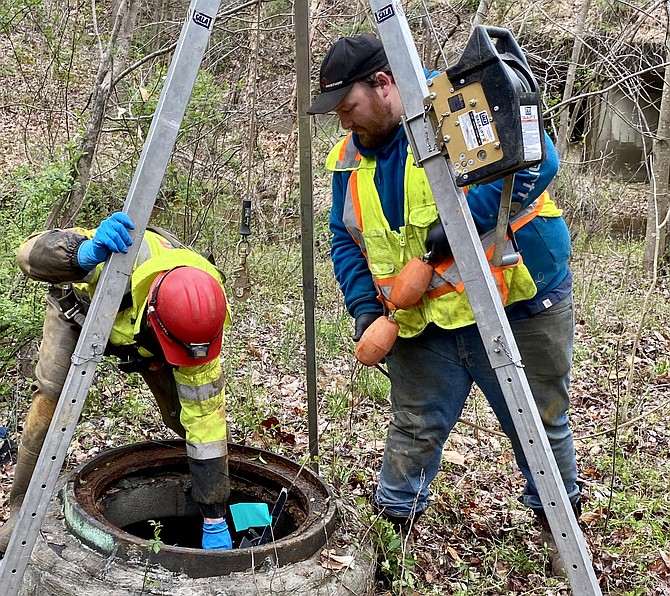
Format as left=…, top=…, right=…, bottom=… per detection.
left=0, top=510, right=18, bottom=555
left=535, top=500, right=584, bottom=578
left=539, top=519, right=565, bottom=577
left=0, top=507, right=20, bottom=554
left=0, top=394, right=57, bottom=555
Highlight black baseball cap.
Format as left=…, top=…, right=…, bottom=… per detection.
left=307, top=35, right=389, bottom=115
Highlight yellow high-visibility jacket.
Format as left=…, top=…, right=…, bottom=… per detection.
left=17, top=226, right=232, bottom=511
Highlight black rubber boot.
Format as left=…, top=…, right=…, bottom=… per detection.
left=372, top=502, right=423, bottom=544
left=371, top=503, right=423, bottom=590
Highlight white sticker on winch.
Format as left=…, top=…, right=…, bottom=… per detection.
left=458, top=110, right=495, bottom=151
left=520, top=104, right=543, bottom=161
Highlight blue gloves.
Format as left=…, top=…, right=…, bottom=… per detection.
left=202, top=520, right=233, bottom=550
left=77, top=212, right=135, bottom=271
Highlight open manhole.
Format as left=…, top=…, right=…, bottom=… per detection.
left=61, top=440, right=337, bottom=578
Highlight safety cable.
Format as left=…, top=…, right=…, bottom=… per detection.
left=232, top=0, right=262, bottom=301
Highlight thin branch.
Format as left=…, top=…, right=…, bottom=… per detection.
left=112, top=0, right=278, bottom=87
left=544, top=61, right=670, bottom=119
left=577, top=392, right=670, bottom=440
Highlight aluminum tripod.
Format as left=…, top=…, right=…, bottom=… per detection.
left=0, top=0, right=221, bottom=591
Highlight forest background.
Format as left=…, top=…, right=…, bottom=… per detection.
left=1, top=0, right=670, bottom=594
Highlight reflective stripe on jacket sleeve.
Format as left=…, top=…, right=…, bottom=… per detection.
left=174, top=359, right=228, bottom=461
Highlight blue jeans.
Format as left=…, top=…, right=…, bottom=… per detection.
left=375, top=294, right=580, bottom=517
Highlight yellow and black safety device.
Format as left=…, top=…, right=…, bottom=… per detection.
left=425, top=26, right=545, bottom=187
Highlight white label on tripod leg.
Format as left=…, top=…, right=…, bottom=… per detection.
left=520, top=105, right=542, bottom=161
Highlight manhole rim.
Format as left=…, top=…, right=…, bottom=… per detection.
left=61, top=440, right=337, bottom=577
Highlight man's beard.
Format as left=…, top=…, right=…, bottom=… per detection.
left=353, top=95, right=399, bottom=149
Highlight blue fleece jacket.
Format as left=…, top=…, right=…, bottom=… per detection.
left=329, top=125, right=571, bottom=322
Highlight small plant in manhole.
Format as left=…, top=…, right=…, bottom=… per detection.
left=124, top=514, right=204, bottom=548
left=145, top=519, right=165, bottom=554
left=140, top=519, right=164, bottom=594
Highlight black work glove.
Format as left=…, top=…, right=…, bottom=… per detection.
left=352, top=312, right=383, bottom=342
left=425, top=222, right=452, bottom=264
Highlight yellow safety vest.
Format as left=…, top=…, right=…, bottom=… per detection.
left=73, top=229, right=231, bottom=349
left=327, top=134, right=560, bottom=338
left=73, top=229, right=232, bottom=454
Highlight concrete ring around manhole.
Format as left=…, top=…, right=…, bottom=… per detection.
left=21, top=440, right=375, bottom=596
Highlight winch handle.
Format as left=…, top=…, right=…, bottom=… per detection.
left=480, top=26, right=526, bottom=63
left=478, top=26, right=539, bottom=93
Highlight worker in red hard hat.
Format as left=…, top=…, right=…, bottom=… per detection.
left=148, top=266, right=227, bottom=366
left=0, top=212, right=234, bottom=555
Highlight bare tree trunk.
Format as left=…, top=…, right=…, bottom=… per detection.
left=46, top=0, right=140, bottom=229
left=643, top=32, right=670, bottom=270
left=555, top=0, right=591, bottom=160
left=471, top=0, right=491, bottom=29
left=275, top=0, right=328, bottom=220
left=116, top=0, right=141, bottom=67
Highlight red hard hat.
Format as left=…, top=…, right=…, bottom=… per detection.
left=147, top=267, right=227, bottom=367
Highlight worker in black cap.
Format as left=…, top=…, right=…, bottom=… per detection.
left=307, top=35, right=389, bottom=115
left=308, top=34, right=582, bottom=577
